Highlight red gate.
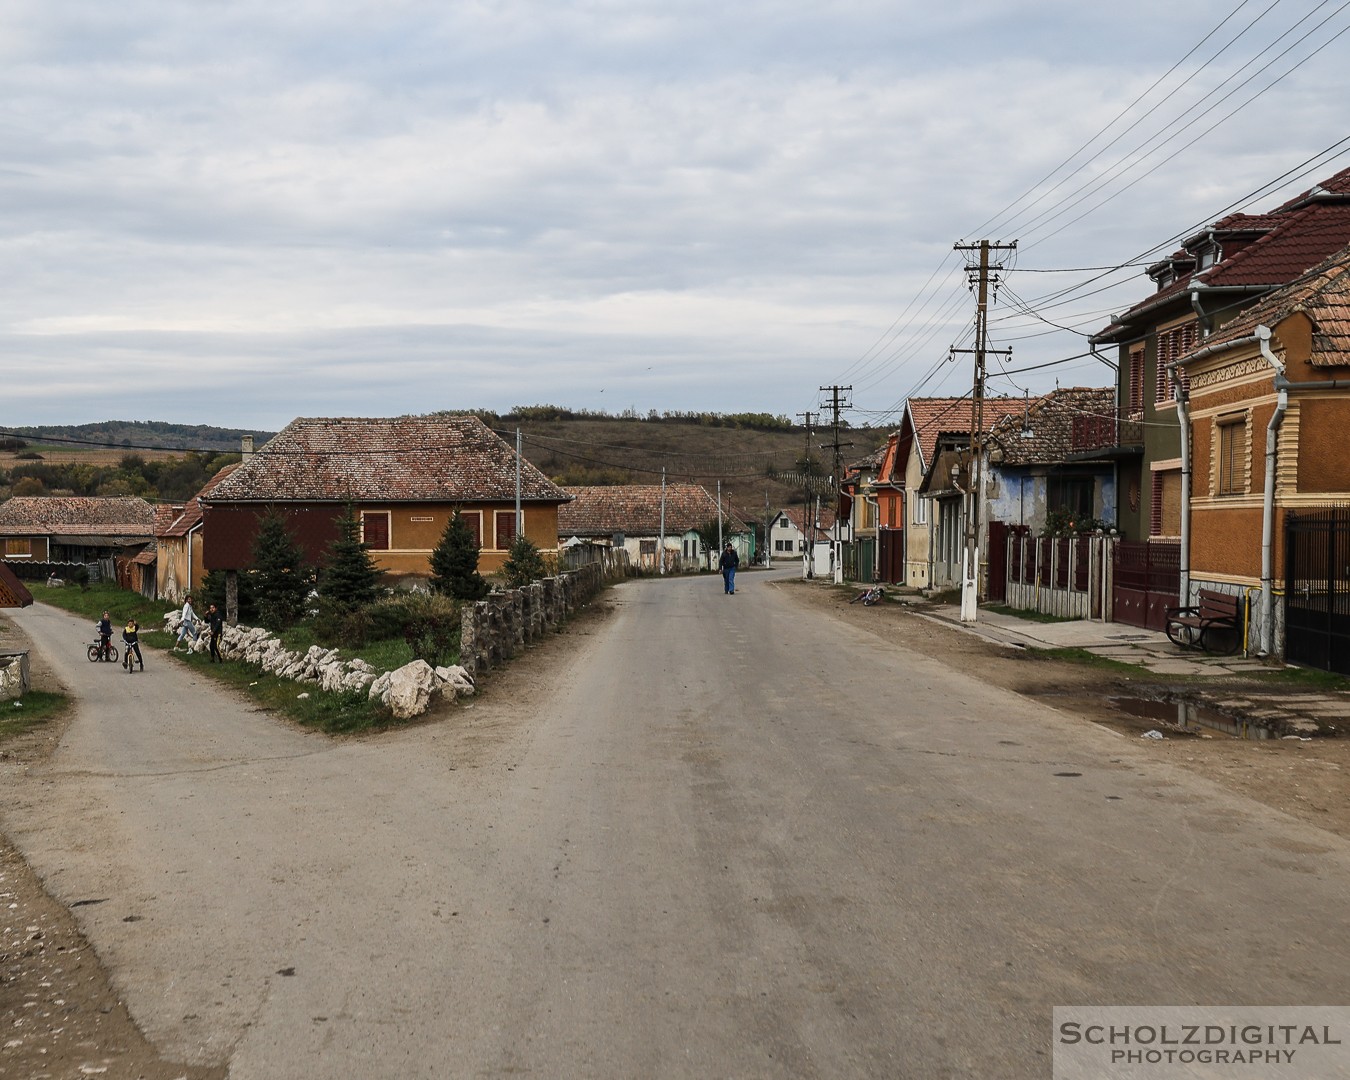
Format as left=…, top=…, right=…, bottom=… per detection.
left=1111, top=540, right=1180, bottom=631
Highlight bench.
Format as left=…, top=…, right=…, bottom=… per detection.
left=1165, top=589, right=1240, bottom=654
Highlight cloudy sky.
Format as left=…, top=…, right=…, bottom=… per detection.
left=3, top=0, right=1348, bottom=432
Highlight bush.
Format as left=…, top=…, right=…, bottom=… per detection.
left=501, top=535, right=547, bottom=588
left=396, top=593, right=462, bottom=668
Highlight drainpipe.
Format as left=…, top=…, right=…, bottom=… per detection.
left=1254, top=326, right=1286, bottom=659
left=1168, top=326, right=1275, bottom=613
left=1173, top=378, right=1192, bottom=608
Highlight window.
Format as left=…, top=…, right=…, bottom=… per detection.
left=912, top=496, right=928, bottom=526
left=493, top=510, right=517, bottom=549
left=4, top=538, right=31, bottom=557
left=458, top=512, right=483, bottom=549
left=1217, top=416, right=1247, bottom=496
left=360, top=512, right=390, bottom=550
left=1127, top=347, right=1145, bottom=415
left=1155, top=322, right=1197, bottom=404
left=639, top=539, right=656, bottom=556
left=1048, top=476, right=1094, bottom=521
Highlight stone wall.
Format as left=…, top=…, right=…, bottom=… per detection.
left=459, top=562, right=616, bottom=676
left=0, top=650, right=30, bottom=701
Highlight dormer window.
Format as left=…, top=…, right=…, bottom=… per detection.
left=1157, top=269, right=1174, bottom=288
left=1197, top=248, right=1218, bottom=270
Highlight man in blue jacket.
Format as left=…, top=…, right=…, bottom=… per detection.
left=719, top=543, right=740, bottom=595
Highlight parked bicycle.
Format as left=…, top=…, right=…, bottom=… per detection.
left=849, top=584, right=886, bottom=606
left=87, top=633, right=119, bottom=664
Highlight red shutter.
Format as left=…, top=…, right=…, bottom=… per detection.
left=1149, top=474, right=1163, bottom=537
left=1128, top=349, right=1144, bottom=414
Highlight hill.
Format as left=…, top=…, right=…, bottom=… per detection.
left=3, top=420, right=273, bottom=454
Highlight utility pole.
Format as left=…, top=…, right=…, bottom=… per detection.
left=952, top=239, right=1016, bottom=623
left=796, top=411, right=817, bottom=578
left=819, top=385, right=852, bottom=584
left=659, top=467, right=666, bottom=575
left=515, top=428, right=523, bottom=540
left=717, top=479, right=724, bottom=555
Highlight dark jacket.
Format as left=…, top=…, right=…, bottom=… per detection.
left=208, top=610, right=224, bottom=636
left=97, top=617, right=112, bottom=639
left=719, top=548, right=740, bottom=571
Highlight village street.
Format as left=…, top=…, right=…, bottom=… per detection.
left=3, top=571, right=1350, bottom=1079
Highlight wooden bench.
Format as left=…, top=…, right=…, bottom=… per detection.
left=1165, top=589, right=1241, bottom=654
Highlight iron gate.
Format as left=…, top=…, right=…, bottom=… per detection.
left=1285, top=507, right=1350, bottom=674
left=1111, top=540, right=1180, bottom=632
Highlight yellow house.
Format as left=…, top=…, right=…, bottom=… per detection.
left=200, top=415, right=571, bottom=580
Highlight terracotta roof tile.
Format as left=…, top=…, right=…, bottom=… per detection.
left=204, top=416, right=569, bottom=504
left=905, top=397, right=1037, bottom=468
left=988, top=386, right=1116, bottom=465
left=1188, top=246, right=1350, bottom=365
left=155, top=464, right=239, bottom=538
left=0, top=496, right=154, bottom=537
left=559, top=484, right=747, bottom=537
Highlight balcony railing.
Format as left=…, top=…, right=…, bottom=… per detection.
left=1071, top=412, right=1144, bottom=453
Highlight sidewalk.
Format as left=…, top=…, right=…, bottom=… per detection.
left=916, top=603, right=1350, bottom=737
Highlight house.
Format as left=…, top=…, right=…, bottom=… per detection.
left=154, top=464, right=239, bottom=603
left=559, top=484, right=750, bottom=571
left=1174, top=245, right=1350, bottom=669
left=200, top=415, right=571, bottom=582
left=908, top=397, right=1037, bottom=593
left=1089, top=164, right=1350, bottom=548
left=985, top=387, right=1118, bottom=534
left=0, top=496, right=155, bottom=568
left=768, top=506, right=836, bottom=566
left=839, top=445, right=887, bottom=583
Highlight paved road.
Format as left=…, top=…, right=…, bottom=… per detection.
left=4, top=575, right=1349, bottom=1078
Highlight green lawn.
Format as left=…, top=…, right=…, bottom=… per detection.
left=27, top=582, right=177, bottom=647
left=0, top=690, right=70, bottom=743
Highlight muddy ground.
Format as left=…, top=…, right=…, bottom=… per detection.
left=2, top=580, right=1348, bottom=1078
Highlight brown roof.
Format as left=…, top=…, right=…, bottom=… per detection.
left=775, top=506, right=837, bottom=533
left=204, top=416, right=569, bottom=504
left=905, top=397, right=1036, bottom=468
left=1097, top=165, right=1350, bottom=339
left=559, top=484, right=747, bottom=537
left=1189, top=246, right=1350, bottom=365
left=0, top=561, right=34, bottom=608
left=988, top=386, right=1116, bottom=465
left=155, top=464, right=240, bottom=538
left=0, top=496, right=154, bottom=537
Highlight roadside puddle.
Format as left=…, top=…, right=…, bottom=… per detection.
left=1107, top=694, right=1273, bottom=740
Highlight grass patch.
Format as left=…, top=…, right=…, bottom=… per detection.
left=276, top=623, right=416, bottom=672
left=1250, top=664, right=1350, bottom=691
left=27, top=583, right=175, bottom=647
left=0, top=690, right=71, bottom=743
left=984, top=604, right=1077, bottom=624
left=1033, top=646, right=1166, bottom=677
left=172, top=648, right=397, bottom=735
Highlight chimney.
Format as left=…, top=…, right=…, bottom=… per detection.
left=241, top=435, right=254, bottom=460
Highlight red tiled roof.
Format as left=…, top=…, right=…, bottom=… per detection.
left=0, top=496, right=154, bottom=537
left=1098, top=165, right=1350, bottom=338
left=988, top=386, right=1116, bottom=465
left=559, top=484, right=747, bottom=537
left=0, top=561, right=34, bottom=608
left=1189, top=245, right=1350, bottom=365
left=155, top=464, right=239, bottom=538
left=905, top=397, right=1035, bottom=468
left=775, top=506, right=837, bottom=533
left=204, top=416, right=569, bottom=504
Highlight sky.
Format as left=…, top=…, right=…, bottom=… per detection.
left=3, top=0, right=1349, bottom=433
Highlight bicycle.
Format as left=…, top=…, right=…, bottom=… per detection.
left=849, top=584, right=885, bottom=606
left=87, top=635, right=119, bottom=664
left=122, top=645, right=141, bottom=674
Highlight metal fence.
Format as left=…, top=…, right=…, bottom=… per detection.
left=1285, top=506, right=1350, bottom=674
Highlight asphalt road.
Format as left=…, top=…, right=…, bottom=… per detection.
left=4, top=573, right=1349, bottom=1079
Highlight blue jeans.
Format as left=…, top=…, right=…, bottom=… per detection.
left=723, top=567, right=736, bottom=593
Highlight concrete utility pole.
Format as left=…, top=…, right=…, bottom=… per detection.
left=717, top=479, right=724, bottom=556
left=659, top=467, right=666, bottom=575
left=515, top=428, right=523, bottom=540
left=952, top=239, right=1016, bottom=623
left=796, top=411, right=817, bottom=578
left=819, top=385, right=852, bottom=585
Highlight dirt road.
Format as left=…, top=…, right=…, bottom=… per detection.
left=3, top=573, right=1350, bottom=1078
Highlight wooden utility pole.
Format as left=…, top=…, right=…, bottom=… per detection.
left=796, top=411, right=817, bottom=578
left=953, top=239, right=1016, bottom=623
left=818, top=385, right=852, bottom=584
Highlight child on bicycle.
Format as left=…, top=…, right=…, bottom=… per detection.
left=122, top=618, right=144, bottom=673
left=96, top=611, right=114, bottom=661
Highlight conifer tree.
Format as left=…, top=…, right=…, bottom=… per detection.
left=430, top=510, right=489, bottom=600
left=251, top=510, right=313, bottom=628
left=319, top=508, right=382, bottom=610
left=502, top=534, right=547, bottom=588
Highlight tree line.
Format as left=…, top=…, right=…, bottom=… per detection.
left=1, top=452, right=242, bottom=503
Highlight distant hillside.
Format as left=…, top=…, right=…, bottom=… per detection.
left=5, top=421, right=273, bottom=453
left=480, top=409, right=890, bottom=525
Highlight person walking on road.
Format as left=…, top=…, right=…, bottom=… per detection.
left=719, top=542, right=740, bottom=595
left=121, top=618, right=144, bottom=673
left=207, top=603, right=224, bottom=662
left=174, top=595, right=199, bottom=652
